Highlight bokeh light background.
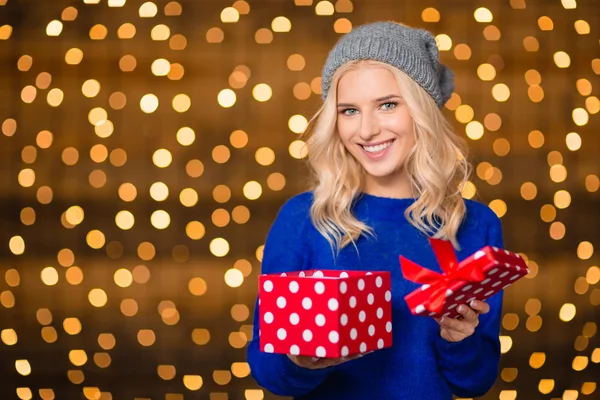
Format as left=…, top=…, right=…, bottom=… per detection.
left=0, top=0, right=599, bottom=399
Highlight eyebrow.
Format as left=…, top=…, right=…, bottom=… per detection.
left=337, top=94, right=400, bottom=108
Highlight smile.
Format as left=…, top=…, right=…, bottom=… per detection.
left=360, top=139, right=395, bottom=153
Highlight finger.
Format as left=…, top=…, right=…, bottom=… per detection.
left=457, top=304, right=478, bottom=323
left=439, top=315, right=475, bottom=336
left=470, top=300, right=490, bottom=314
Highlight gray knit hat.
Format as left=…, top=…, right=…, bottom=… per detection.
left=321, top=21, right=454, bottom=108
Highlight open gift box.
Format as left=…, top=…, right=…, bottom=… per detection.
left=258, top=270, right=393, bottom=358
left=400, top=238, right=530, bottom=319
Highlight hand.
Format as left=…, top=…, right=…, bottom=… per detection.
left=287, top=353, right=365, bottom=369
left=435, top=300, right=490, bottom=343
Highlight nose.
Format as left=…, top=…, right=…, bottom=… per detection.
left=358, top=112, right=380, bottom=142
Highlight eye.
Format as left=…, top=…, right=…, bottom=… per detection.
left=341, top=108, right=358, bottom=116
left=380, top=101, right=398, bottom=110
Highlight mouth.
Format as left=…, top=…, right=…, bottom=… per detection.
left=358, top=139, right=395, bottom=159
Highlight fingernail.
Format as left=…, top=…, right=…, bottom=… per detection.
left=469, top=301, right=476, bottom=308
left=458, top=305, right=465, bottom=312
left=440, top=317, right=444, bottom=323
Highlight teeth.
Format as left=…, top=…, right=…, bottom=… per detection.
left=362, top=140, right=393, bottom=153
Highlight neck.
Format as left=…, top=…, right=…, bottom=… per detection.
left=363, top=170, right=414, bottom=199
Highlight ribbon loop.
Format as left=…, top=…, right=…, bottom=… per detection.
left=399, top=238, right=485, bottom=313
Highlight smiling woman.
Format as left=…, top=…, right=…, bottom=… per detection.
left=248, top=20, right=504, bottom=400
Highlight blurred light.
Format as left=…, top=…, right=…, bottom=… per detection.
left=315, top=1, right=334, bottom=15
left=287, top=54, right=306, bottom=71
left=562, top=0, right=577, bottom=9
left=422, top=7, right=440, bottom=23
left=554, top=51, right=571, bottom=68
left=225, top=268, right=244, bottom=287
left=492, top=84, right=510, bottom=101
left=140, top=94, right=159, bottom=113
left=483, top=25, right=501, bottom=41
left=560, top=303, right=576, bottom=322
left=207, top=27, right=225, bottom=43
left=255, top=28, right=273, bottom=44
left=523, top=36, right=540, bottom=52
left=466, top=121, right=484, bottom=140
left=140, top=2, right=158, bottom=18
left=474, top=7, right=493, bottom=22
left=549, top=164, right=567, bottom=182
left=577, top=241, right=594, bottom=260
left=435, top=34, right=452, bottom=51
left=572, top=108, right=589, bottom=126
left=272, top=16, right=292, bottom=32
left=477, top=63, right=496, bottom=81
left=46, top=20, right=63, bottom=36
left=455, top=105, right=474, bottom=123
left=221, top=7, right=240, bottom=23
left=218, top=89, right=236, bottom=107
left=255, top=148, right=275, bottom=166
left=213, top=145, right=231, bottom=163
left=585, top=175, right=599, bottom=192
left=210, top=238, right=230, bottom=257
left=153, top=149, right=172, bottom=168
left=538, top=16, right=554, bottom=31
left=243, top=181, right=262, bottom=200
left=253, top=84, right=272, bottom=102
left=554, top=190, right=571, bottom=209
left=453, top=44, right=472, bottom=60
left=493, top=138, right=510, bottom=156
left=289, top=140, right=308, bottom=159
left=521, top=182, right=537, bottom=200
left=566, top=132, right=582, bottom=150
left=489, top=199, right=507, bottom=217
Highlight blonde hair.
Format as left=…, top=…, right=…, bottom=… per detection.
left=302, top=60, right=470, bottom=256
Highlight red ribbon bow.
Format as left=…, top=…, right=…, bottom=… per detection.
left=399, top=238, right=486, bottom=313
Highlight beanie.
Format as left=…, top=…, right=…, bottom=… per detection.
left=321, top=21, right=454, bottom=108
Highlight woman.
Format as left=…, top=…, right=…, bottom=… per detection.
left=247, top=21, right=503, bottom=400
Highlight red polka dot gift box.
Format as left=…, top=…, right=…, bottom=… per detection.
left=258, top=270, right=393, bottom=359
left=400, top=238, right=530, bottom=319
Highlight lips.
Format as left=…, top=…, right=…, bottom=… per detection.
left=360, top=139, right=395, bottom=153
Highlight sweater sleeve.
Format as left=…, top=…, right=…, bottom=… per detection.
left=433, top=210, right=504, bottom=398
left=247, top=193, right=332, bottom=397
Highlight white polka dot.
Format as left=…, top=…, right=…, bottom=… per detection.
left=289, top=313, right=300, bottom=325
left=421, top=284, right=430, bottom=291
left=445, top=289, right=453, bottom=297
left=299, top=271, right=306, bottom=277
left=313, top=270, right=324, bottom=277
left=499, top=271, right=509, bottom=278
left=368, top=325, right=375, bottom=336
left=503, top=283, right=511, bottom=290
left=302, top=329, right=313, bottom=342
left=455, top=294, right=465, bottom=301
left=350, top=328, right=358, bottom=340
left=349, top=296, right=357, bottom=308
left=359, top=310, right=366, bottom=322
left=358, top=279, right=365, bottom=290
left=462, top=285, right=472, bottom=292
left=449, top=303, right=457, bottom=310
left=492, top=281, right=502, bottom=287
left=276, top=296, right=287, bottom=308
left=385, top=291, right=391, bottom=302
left=482, top=278, right=491, bottom=285
left=277, top=328, right=287, bottom=340
left=302, top=297, right=312, bottom=310
left=289, top=281, right=299, bottom=293
left=290, top=345, right=300, bottom=355
left=340, top=272, right=349, bottom=278
left=316, top=346, right=326, bottom=358
left=386, top=321, right=392, bottom=332
left=377, top=339, right=384, bottom=349
left=263, top=280, right=273, bottom=292
left=264, top=343, right=274, bottom=353
left=340, top=282, right=347, bottom=294
left=367, top=293, right=374, bottom=304
left=376, top=276, right=383, bottom=287
left=315, top=314, right=326, bottom=326
left=328, top=298, right=339, bottom=311
left=329, top=330, right=339, bottom=343
left=360, top=342, right=367, bottom=353
left=474, top=250, right=486, bottom=260
left=314, top=281, right=325, bottom=294
left=504, top=249, right=510, bottom=255
left=376, top=308, right=383, bottom=319
left=341, top=346, right=349, bottom=357
left=366, top=272, right=373, bottom=275
left=340, top=314, right=348, bottom=326
left=264, top=312, right=274, bottom=324
left=280, top=272, right=287, bottom=277
left=485, top=290, right=495, bottom=297
left=510, top=274, right=520, bottom=281
left=474, top=288, right=483, bottom=294
left=489, top=268, right=498, bottom=275
left=467, top=297, right=476, bottom=303
left=493, top=246, right=499, bottom=252
left=415, top=304, right=425, bottom=314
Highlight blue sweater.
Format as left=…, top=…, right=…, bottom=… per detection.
left=247, top=192, right=504, bottom=400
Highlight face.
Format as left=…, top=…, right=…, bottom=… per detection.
left=336, top=64, right=416, bottom=192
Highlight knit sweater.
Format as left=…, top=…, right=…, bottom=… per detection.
left=247, top=191, right=504, bottom=400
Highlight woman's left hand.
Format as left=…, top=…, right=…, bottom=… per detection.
left=435, top=300, right=490, bottom=343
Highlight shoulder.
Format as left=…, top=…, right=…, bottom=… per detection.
left=463, top=198, right=502, bottom=230
left=276, top=191, right=314, bottom=218
left=270, top=191, right=314, bottom=231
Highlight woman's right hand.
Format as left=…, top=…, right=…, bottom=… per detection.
left=287, top=353, right=364, bottom=369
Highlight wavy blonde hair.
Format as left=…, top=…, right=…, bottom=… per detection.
left=302, top=60, right=471, bottom=256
